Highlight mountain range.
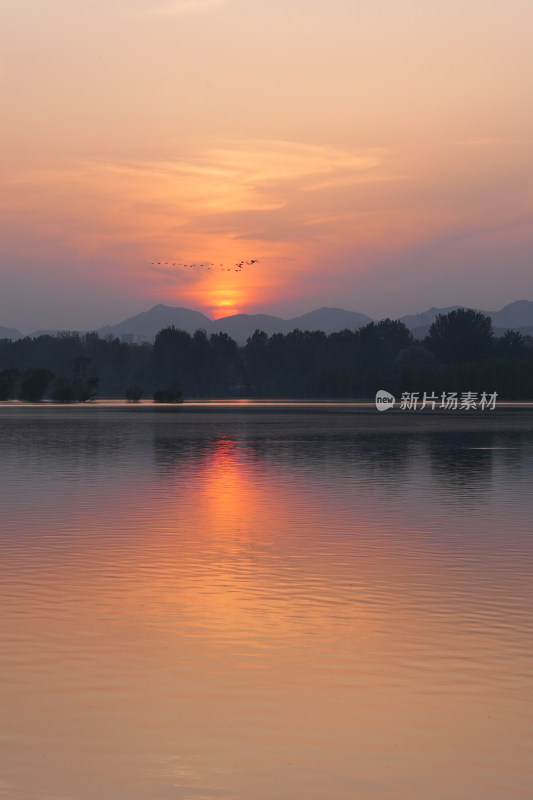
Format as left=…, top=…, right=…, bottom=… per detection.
left=3, top=300, right=533, bottom=344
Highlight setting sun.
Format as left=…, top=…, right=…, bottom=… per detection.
left=213, top=301, right=240, bottom=318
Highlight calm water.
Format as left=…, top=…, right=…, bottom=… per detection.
left=1, top=405, right=532, bottom=800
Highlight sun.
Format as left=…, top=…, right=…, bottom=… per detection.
left=173, top=281, right=246, bottom=318
left=213, top=300, right=240, bottom=318
left=208, top=288, right=244, bottom=319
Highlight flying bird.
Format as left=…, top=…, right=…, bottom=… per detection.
left=149, top=258, right=260, bottom=273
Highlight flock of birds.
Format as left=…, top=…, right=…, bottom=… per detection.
left=150, top=259, right=260, bottom=272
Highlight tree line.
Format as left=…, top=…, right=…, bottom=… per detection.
left=0, top=309, right=532, bottom=401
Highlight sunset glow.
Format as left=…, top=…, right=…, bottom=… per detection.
left=1, top=0, right=532, bottom=331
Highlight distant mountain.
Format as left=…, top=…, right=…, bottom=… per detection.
left=290, top=307, right=372, bottom=333
left=212, top=307, right=373, bottom=341
left=96, top=304, right=373, bottom=343
left=211, top=313, right=293, bottom=340
left=509, top=325, right=533, bottom=337
left=490, top=300, right=533, bottom=329
left=98, top=304, right=212, bottom=342
left=7, top=299, right=533, bottom=344
left=399, top=306, right=463, bottom=331
left=409, top=324, right=433, bottom=340
left=403, top=301, right=533, bottom=339
left=29, top=329, right=64, bottom=338
left=408, top=321, right=514, bottom=339
left=0, top=326, right=21, bottom=341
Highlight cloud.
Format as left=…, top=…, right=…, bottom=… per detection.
left=0, top=138, right=405, bottom=304
left=118, top=139, right=392, bottom=215
left=458, top=137, right=531, bottom=147
left=138, top=0, right=229, bottom=16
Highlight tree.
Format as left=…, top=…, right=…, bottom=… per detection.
left=125, top=384, right=143, bottom=402
left=51, top=376, right=76, bottom=403
left=244, top=330, right=272, bottom=395
left=356, top=319, right=413, bottom=366
left=153, top=326, right=193, bottom=391
left=191, top=329, right=214, bottom=395
left=426, top=308, right=494, bottom=362
left=497, top=329, right=526, bottom=358
left=73, top=356, right=98, bottom=401
left=50, top=357, right=99, bottom=402
left=0, top=368, right=20, bottom=400
left=153, top=381, right=183, bottom=403
left=209, top=332, right=243, bottom=395
left=18, top=368, right=54, bottom=402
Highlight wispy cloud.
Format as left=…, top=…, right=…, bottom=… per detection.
left=458, top=137, right=531, bottom=147
left=138, top=0, right=229, bottom=16
left=0, top=138, right=404, bottom=293
left=90, top=139, right=395, bottom=218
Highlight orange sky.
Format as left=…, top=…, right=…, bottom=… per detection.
left=1, top=0, right=532, bottom=330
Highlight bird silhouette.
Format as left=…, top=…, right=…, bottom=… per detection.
left=149, top=257, right=260, bottom=273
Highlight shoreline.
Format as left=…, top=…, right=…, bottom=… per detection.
left=2, top=399, right=533, bottom=432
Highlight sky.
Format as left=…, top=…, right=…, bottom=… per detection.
left=1, top=0, right=532, bottom=332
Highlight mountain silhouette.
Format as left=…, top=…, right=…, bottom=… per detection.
left=94, top=301, right=533, bottom=343
left=95, top=305, right=373, bottom=343
left=490, top=300, right=533, bottom=329
left=0, top=326, right=21, bottom=341
left=2, top=300, right=533, bottom=343
left=98, top=304, right=212, bottom=341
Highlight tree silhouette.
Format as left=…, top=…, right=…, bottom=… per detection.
left=426, top=308, right=494, bottom=362
left=0, top=368, right=20, bottom=400
left=51, top=356, right=99, bottom=402
left=125, top=384, right=143, bottom=402
left=18, top=368, right=54, bottom=402
left=51, top=376, right=76, bottom=403
left=153, top=326, right=193, bottom=391
left=356, top=319, right=413, bottom=365
left=153, top=381, right=183, bottom=403
left=0, top=316, right=531, bottom=401
left=497, top=329, right=525, bottom=358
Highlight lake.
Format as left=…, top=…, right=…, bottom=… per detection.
left=1, top=403, right=532, bottom=800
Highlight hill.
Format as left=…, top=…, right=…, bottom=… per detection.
left=0, top=326, right=22, bottom=341
left=96, top=305, right=373, bottom=343
left=5, top=299, right=533, bottom=343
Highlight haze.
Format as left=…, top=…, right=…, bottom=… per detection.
left=1, top=0, right=532, bottom=332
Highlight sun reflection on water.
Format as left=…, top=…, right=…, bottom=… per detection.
left=1, top=410, right=532, bottom=800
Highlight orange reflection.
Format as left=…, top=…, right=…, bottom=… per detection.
left=195, top=437, right=257, bottom=539
left=4, top=435, right=455, bottom=645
